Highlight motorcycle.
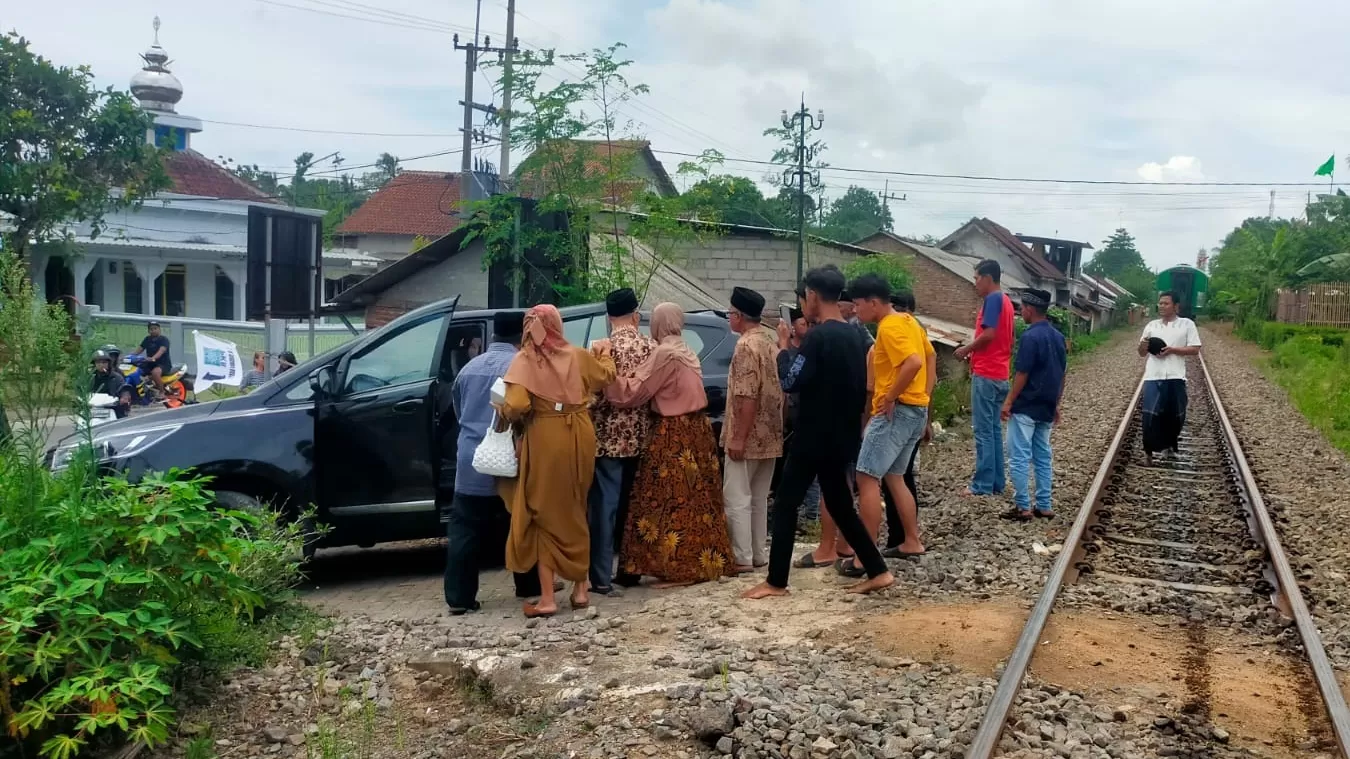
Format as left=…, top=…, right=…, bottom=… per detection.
left=104, top=345, right=195, bottom=410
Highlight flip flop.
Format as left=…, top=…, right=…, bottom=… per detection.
left=881, top=546, right=925, bottom=560
left=1001, top=508, right=1034, bottom=522
left=522, top=603, right=556, bottom=619
left=1034, top=509, right=1055, bottom=519
left=834, top=556, right=866, bottom=578
left=794, top=553, right=836, bottom=569
left=569, top=597, right=590, bottom=611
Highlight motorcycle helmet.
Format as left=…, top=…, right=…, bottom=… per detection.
left=92, top=349, right=111, bottom=363
left=100, top=343, right=122, bottom=362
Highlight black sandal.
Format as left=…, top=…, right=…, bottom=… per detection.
left=834, top=556, right=866, bottom=578
left=1001, top=508, right=1034, bottom=522
left=794, top=552, right=836, bottom=569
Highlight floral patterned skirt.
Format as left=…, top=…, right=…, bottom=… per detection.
left=619, top=412, right=734, bottom=584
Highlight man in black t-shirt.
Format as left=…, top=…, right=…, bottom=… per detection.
left=743, top=266, right=895, bottom=600
left=128, top=321, right=172, bottom=391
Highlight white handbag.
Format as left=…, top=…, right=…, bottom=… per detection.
left=472, top=411, right=518, bottom=478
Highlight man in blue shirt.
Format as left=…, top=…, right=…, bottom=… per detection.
left=442, top=310, right=541, bottom=614
left=1000, top=288, right=1067, bottom=520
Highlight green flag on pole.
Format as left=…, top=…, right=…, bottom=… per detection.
left=1315, top=154, right=1336, bottom=176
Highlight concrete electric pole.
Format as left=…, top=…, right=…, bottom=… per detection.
left=454, top=33, right=514, bottom=217
left=781, top=97, right=823, bottom=285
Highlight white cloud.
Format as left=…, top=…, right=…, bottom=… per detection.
left=13, top=0, right=1350, bottom=270
left=1137, top=156, right=1205, bottom=183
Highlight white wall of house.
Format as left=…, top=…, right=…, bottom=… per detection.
left=375, top=239, right=490, bottom=312
left=336, top=233, right=418, bottom=262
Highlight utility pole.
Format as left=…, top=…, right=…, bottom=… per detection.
left=781, top=97, right=823, bottom=284
left=454, top=33, right=514, bottom=218
left=880, top=179, right=907, bottom=215
left=499, top=0, right=516, bottom=183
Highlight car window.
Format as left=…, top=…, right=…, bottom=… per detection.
left=280, top=376, right=316, bottom=403
left=342, top=315, right=445, bottom=394
left=439, top=323, right=485, bottom=382
left=563, top=315, right=591, bottom=347
left=637, top=324, right=706, bottom=358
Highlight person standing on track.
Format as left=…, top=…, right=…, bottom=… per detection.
left=742, top=265, right=894, bottom=600
left=953, top=260, right=1014, bottom=498
left=1001, top=289, right=1066, bottom=520
left=1137, top=291, right=1202, bottom=466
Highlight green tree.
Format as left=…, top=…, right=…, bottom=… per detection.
left=681, top=175, right=777, bottom=227
left=0, top=33, right=168, bottom=260
left=820, top=185, right=893, bottom=242
left=1084, top=228, right=1153, bottom=306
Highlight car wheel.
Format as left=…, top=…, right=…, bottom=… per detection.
left=212, top=490, right=319, bottom=561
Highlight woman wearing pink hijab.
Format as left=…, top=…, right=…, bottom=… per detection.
left=598, top=302, right=734, bottom=588
left=499, top=304, right=616, bottom=617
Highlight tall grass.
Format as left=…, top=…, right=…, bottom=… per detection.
left=1239, top=323, right=1350, bottom=454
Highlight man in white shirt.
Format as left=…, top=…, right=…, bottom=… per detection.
left=1136, top=291, right=1202, bottom=465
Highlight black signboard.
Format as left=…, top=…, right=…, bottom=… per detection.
left=247, top=206, right=323, bottom=320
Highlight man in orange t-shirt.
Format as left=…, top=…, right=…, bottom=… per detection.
left=953, top=259, right=1014, bottom=497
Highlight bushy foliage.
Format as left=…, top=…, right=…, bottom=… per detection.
left=0, top=254, right=305, bottom=757
left=843, top=253, right=913, bottom=294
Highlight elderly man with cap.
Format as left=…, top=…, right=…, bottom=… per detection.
left=442, top=310, right=543, bottom=614
left=722, top=286, right=784, bottom=573
left=588, top=287, right=656, bottom=594
left=1000, top=288, right=1066, bottom=520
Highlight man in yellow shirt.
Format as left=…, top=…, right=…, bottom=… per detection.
left=849, top=274, right=929, bottom=560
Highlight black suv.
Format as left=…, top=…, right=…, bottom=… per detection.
left=48, top=298, right=734, bottom=554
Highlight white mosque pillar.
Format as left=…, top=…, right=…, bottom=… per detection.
left=137, top=261, right=166, bottom=316
left=232, top=264, right=247, bottom=321
left=71, top=257, right=96, bottom=306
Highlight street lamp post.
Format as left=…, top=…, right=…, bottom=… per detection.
left=781, top=98, right=824, bottom=285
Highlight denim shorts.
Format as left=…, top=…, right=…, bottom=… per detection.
left=856, top=404, right=928, bottom=479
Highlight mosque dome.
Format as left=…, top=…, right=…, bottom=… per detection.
left=129, top=17, right=183, bottom=113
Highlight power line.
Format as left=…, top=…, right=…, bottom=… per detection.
left=200, top=119, right=458, bottom=138
left=652, top=150, right=1336, bottom=188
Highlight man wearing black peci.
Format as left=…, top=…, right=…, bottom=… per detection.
left=743, top=265, right=895, bottom=599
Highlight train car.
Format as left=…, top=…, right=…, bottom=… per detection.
left=1156, top=265, right=1209, bottom=319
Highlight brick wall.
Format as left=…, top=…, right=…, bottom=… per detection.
left=667, top=234, right=861, bottom=309
left=859, top=234, right=980, bottom=328
left=365, top=302, right=415, bottom=329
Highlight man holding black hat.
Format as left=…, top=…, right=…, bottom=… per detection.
left=442, top=310, right=542, bottom=613
left=1000, top=288, right=1066, bottom=520
left=723, top=286, right=783, bottom=573
left=588, top=287, right=655, bottom=594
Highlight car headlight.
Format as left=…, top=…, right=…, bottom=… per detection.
left=49, top=425, right=182, bottom=471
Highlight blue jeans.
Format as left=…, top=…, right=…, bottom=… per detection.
left=799, top=478, right=821, bottom=521
left=1007, top=414, right=1053, bottom=512
left=587, top=457, right=624, bottom=590
left=971, top=376, right=1009, bottom=495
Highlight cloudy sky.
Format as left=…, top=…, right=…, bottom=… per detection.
left=15, top=0, right=1350, bottom=269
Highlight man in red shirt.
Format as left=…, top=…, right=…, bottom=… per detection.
left=953, top=259, right=1014, bottom=497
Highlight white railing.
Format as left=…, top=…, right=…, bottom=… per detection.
left=78, top=307, right=363, bottom=376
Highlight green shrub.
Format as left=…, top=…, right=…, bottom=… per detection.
left=1239, top=323, right=1350, bottom=453
left=844, top=253, right=913, bottom=293
left=930, top=374, right=970, bottom=427
left=0, top=253, right=306, bottom=757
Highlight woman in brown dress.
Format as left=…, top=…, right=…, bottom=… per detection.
left=600, top=302, right=735, bottom=588
left=499, top=304, right=617, bottom=617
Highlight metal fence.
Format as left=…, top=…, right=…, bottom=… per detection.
left=1275, top=282, right=1350, bottom=328
left=79, top=308, right=362, bottom=375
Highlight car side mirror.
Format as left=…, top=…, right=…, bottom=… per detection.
left=309, top=366, right=335, bottom=398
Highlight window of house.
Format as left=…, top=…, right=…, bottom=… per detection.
left=215, top=267, right=235, bottom=320
left=122, top=262, right=143, bottom=314
left=154, top=264, right=187, bottom=317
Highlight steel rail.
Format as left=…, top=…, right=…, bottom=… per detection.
left=965, top=358, right=1350, bottom=758
left=963, top=375, right=1145, bottom=758
left=1199, top=354, right=1350, bottom=756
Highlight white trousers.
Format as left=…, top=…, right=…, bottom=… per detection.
left=722, top=457, right=776, bottom=567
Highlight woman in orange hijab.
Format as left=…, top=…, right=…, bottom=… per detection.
left=499, top=304, right=616, bottom=617
left=599, top=303, right=734, bottom=587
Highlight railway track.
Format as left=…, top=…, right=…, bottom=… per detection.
left=965, top=355, right=1350, bottom=758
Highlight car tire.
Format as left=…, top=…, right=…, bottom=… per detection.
left=212, top=490, right=319, bottom=561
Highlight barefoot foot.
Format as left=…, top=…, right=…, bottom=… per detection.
left=846, top=572, right=895, bottom=595
left=741, top=581, right=789, bottom=600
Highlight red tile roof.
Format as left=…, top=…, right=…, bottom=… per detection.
left=516, top=139, right=677, bottom=203
left=335, top=171, right=462, bottom=237
left=163, top=150, right=277, bottom=202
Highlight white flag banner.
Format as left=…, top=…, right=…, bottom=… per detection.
left=192, top=331, right=244, bottom=393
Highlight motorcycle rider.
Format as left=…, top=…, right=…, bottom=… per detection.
left=90, top=350, right=129, bottom=419
left=127, top=321, right=172, bottom=395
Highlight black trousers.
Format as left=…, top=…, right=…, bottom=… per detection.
left=767, top=446, right=888, bottom=589
left=610, top=457, right=643, bottom=587
left=443, top=492, right=542, bottom=609
left=882, top=443, right=920, bottom=548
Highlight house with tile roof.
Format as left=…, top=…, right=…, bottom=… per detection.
left=28, top=20, right=376, bottom=321
left=938, top=218, right=1069, bottom=307
left=332, top=171, right=463, bottom=262
left=515, top=139, right=679, bottom=205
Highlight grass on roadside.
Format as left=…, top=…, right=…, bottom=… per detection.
left=1236, top=321, right=1350, bottom=454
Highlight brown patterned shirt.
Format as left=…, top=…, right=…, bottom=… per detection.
left=721, top=325, right=784, bottom=459
left=592, top=325, right=656, bottom=458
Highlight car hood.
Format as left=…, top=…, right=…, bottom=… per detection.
left=53, top=399, right=223, bottom=448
